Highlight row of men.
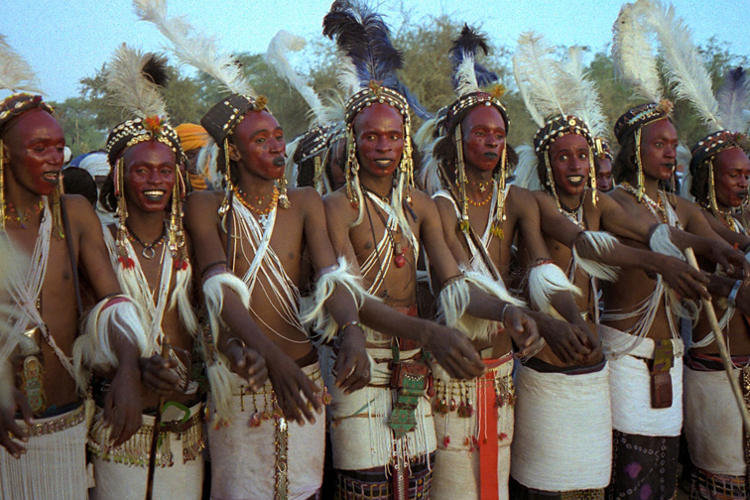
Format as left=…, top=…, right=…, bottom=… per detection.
left=1, top=0, right=749, bottom=499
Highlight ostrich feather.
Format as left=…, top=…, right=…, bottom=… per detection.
left=105, top=45, right=168, bottom=119
left=716, top=67, right=750, bottom=133
left=265, top=30, right=325, bottom=124
left=323, top=0, right=430, bottom=119
left=611, top=1, right=662, bottom=103
left=644, top=0, right=720, bottom=129
left=0, top=35, right=41, bottom=94
left=512, top=32, right=568, bottom=127
left=450, top=25, right=498, bottom=97
left=510, top=144, right=541, bottom=191
left=133, top=0, right=254, bottom=97
left=561, top=46, right=608, bottom=138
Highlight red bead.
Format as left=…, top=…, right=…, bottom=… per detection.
left=443, top=436, right=450, bottom=447
left=394, top=253, right=406, bottom=268
left=248, top=413, right=262, bottom=427
left=499, top=432, right=508, bottom=441
left=449, top=398, right=457, bottom=411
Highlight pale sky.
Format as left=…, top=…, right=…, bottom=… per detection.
left=3, top=0, right=748, bottom=102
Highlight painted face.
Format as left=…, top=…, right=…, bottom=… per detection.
left=596, top=156, right=613, bottom=192
left=713, top=147, right=750, bottom=208
left=231, top=110, right=286, bottom=180
left=2, top=109, right=65, bottom=196
left=548, top=133, right=590, bottom=197
left=640, top=118, right=678, bottom=181
left=461, top=104, right=506, bottom=172
left=122, top=141, right=176, bottom=213
left=353, top=103, right=404, bottom=178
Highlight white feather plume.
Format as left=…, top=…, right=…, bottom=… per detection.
left=510, top=144, right=542, bottom=191
left=0, top=35, right=41, bottom=94
left=643, top=0, right=721, bottom=129
left=716, top=70, right=750, bottom=133
left=611, top=1, right=663, bottom=103
left=563, top=47, right=608, bottom=138
left=454, top=51, right=480, bottom=98
left=133, top=0, right=254, bottom=97
left=265, top=30, right=325, bottom=124
left=512, top=32, right=568, bottom=127
left=104, top=44, right=168, bottom=119
left=336, top=52, right=362, bottom=99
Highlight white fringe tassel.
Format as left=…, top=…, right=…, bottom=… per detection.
left=72, top=298, right=147, bottom=390
left=300, top=256, right=375, bottom=344
left=202, top=272, right=250, bottom=424
left=649, top=223, right=685, bottom=261
left=572, top=230, right=621, bottom=281
left=528, top=263, right=582, bottom=315
left=170, top=265, right=200, bottom=336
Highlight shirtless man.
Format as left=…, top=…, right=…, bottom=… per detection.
left=602, top=103, right=745, bottom=499
left=0, top=93, right=145, bottom=498
left=594, top=137, right=614, bottom=193
left=684, top=131, right=750, bottom=498
left=86, top=49, right=226, bottom=500
left=181, top=91, right=375, bottom=499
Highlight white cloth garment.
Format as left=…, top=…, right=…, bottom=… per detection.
left=684, top=364, right=745, bottom=476
left=89, top=402, right=204, bottom=500
left=510, top=362, right=612, bottom=491
left=0, top=405, right=89, bottom=500
left=329, top=346, right=436, bottom=470
left=601, top=324, right=684, bottom=437
left=209, top=363, right=325, bottom=500
left=432, top=356, right=515, bottom=500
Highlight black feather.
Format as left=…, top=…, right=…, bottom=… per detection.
left=142, top=53, right=169, bottom=88
left=450, top=24, right=498, bottom=90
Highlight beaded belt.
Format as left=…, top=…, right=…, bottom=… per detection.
left=24, top=402, right=85, bottom=437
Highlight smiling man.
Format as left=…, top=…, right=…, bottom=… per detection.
left=0, top=92, right=147, bottom=498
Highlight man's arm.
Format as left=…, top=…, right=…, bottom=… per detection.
left=299, top=188, right=369, bottom=394
left=184, top=191, right=321, bottom=425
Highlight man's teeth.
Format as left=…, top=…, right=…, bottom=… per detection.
left=143, top=190, right=165, bottom=199
left=568, top=175, right=583, bottom=183
left=42, top=172, right=59, bottom=181
left=375, top=159, right=392, bottom=166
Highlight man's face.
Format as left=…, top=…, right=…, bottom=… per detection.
left=3, top=109, right=65, bottom=197
left=327, top=136, right=346, bottom=190
left=714, top=147, right=750, bottom=208
left=461, top=105, right=506, bottom=172
left=353, top=103, right=404, bottom=178
left=231, top=110, right=286, bottom=181
left=548, top=133, right=590, bottom=197
left=640, top=118, right=678, bottom=182
left=122, top=141, right=176, bottom=213
left=596, top=156, right=613, bottom=192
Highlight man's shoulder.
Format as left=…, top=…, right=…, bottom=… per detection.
left=62, top=193, right=97, bottom=224
left=288, top=186, right=322, bottom=208
left=185, top=189, right=223, bottom=211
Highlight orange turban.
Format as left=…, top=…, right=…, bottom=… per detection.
left=175, top=123, right=209, bottom=152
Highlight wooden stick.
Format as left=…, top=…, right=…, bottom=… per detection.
left=684, top=247, right=750, bottom=431
left=145, top=348, right=167, bottom=500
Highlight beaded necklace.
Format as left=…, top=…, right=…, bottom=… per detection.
left=124, top=221, right=166, bottom=259
left=619, top=181, right=667, bottom=223
left=4, top=199, right=44, bottom=228
left=233, top=185, right=279, bottom=217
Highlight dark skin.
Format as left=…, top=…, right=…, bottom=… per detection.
left=0, top=109, right=142, bottom=456
left=326, top=103, right=542, bottom=379
left=434, top=105, right=596, bottom=364
left=596, top=156, right=613, bottom=192
left=111, top=141, right=267, bottom=407
left=185, top=109, right=368, bottom=426
left=604, top=119, right=744, bottom=341
left=695, top=147, right=750, bottom=355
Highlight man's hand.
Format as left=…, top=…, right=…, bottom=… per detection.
left=333, top=325, right=370, bottom=394
left=103, top=362, right=143, bottom=447
left=421, top=322, right=484, bottom=380
left=528, top=311, right=597, bottom=364
left=656, top=255, right=710, bottom=301
left=139, top=355, right=180, bottom=397
left=503, top=305, right=545, bottom=360
left=265, top=350, right=323, bottom=426
left=0, top=389, right=31, bottom=458
left=224, top=340, right=268, bottom=392
left=710, top=243, right=749, bottom=279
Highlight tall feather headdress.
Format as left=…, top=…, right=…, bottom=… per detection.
left=511, top=32, right=598, bottom=207
left=0, top=35, right=41, bottom=95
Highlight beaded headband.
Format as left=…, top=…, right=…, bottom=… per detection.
left=442, top=89, right=509, bottom=134
left=533, top=114, right=594, bottom=154
left=200, top=93, right=269, bottom=146
left=613, top=100, right=673, bottom=144
left=594, top=136, right=613, bottom=161
left=0, top=93, right=54, bottom=134
left=344, top=83, right=410, bottom=125
left=105, top=115, right=185, bottom=166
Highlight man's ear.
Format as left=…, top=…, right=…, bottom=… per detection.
left=227, top=141, right=241, bottom=162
